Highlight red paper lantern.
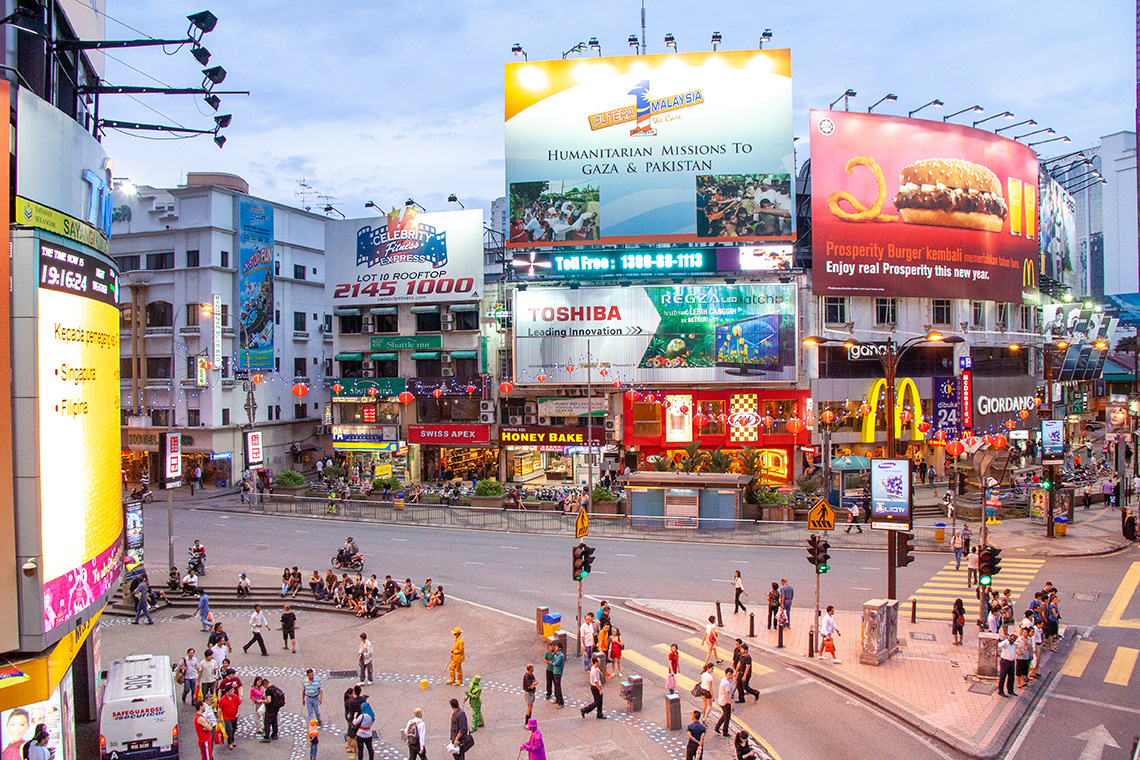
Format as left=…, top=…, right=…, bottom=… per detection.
left=645, top=393, right=657, bottom=404
left=331, top=382, right=343, bottom=394
left=982, top=434, right=995, bottom=447
left=536, top=373, right=547, bottom=383
left=432, top=388, right=442, bottom=399
left=599, top=368, right=609, bottom=377
left=695, top=413, right=709, bottom=427
left=466, top=384, right=476, bottom=394
left=612, top=380, right=621, bottom=388
left=366, top=387, right=379, bottom=397
left=662, top=400, right=672, bottom=409
left=993, top=434, right=1009, bottom=449
left=786, top=417, right=805, bottom=434
left=566, top=365, right=575, bottom=374
left=859, top=403, right=873, bottom=416
left=966, top=437, right=979, bottom=448
left=398, top=391, right=414, bottom=404
left=1018, top=409, right=1029, bottom=420
left=291, top=383, right=309, bottom=398
left=761, top=415, right=775, bottom=429
left=820, top=410, right=836, bottom=424
left=1033, top=397, right=1042, bottom=407
left=679, top=405, right=689, bottom=414
left=624, top=389, right=641, bottom=403
left=498, top=381, right=514, bottom=395
left=933, top=429, right=947, bottom=442
left=918, top=421, right=931, bottom=433
left=1005, top=420, right=1016, bottom=430
left=717, top=413, right=729, bottom=424
left=251, top=374, right=264, bottom=384
left=900, top=410, right=913, bottom=424
left=945, top=441, right=965, bottom=457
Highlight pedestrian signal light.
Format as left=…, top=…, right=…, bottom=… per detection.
left=978, top=546, right=996, bottom=585
left=806, top=534, right=819, bottom=566
left=817, top=538, right=831, bottom=574
left=896, top=531, right=916, bottom=567
left=988, top=546, right=1002, bottom=581
left=1041, top=476, right=1053, bottom=491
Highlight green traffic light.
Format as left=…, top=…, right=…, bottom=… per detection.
left=817, top=564, right=829, bottom=574
left=980, top=574, right=992, bottom=585
left=1042, top=480, right=1052, bottom=491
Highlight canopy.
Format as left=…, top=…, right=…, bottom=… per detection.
left=369, top=352, right=398, bottom=361
left=448, top=303, right=479, bottom=313
left=334, top=352, right=364, bottom=361
left=411, top=351, right=441, bottom=360
left=334, top=308, right=361, bottom=317
left=830, top=455, right=871, bottom=471
left=449, top=350, right=478, bottom=359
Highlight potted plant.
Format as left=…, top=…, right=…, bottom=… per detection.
left=591, top=487, right=622, bottom=515
left=274, top=470, right=308, bottom=498
left=469, top=478, right=507, bottom=508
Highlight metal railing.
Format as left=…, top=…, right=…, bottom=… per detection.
left=243, top=494, right=952, bottom=550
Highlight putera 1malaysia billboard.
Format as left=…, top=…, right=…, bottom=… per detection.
left=514, top=284, right=797, bottom=384
left=326, top=209, right=484, bottom=305
left=237, top=196, right=274, bottom=370
left=505, top=50, right=794, bottom=247
left=1040, top=173, right=1082, bottom=294
left=810, top=110, right=1040, bottom=302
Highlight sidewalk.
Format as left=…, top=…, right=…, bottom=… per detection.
left=629, top=597, right=1064, bottom=759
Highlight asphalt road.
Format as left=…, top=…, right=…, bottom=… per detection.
left=144, top=501, right=1140, bottom=759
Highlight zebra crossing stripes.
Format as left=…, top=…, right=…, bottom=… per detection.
left=908, top=557, right=1046, bottom=620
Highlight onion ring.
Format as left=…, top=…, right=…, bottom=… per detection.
left=827, top=156, right=898, bottom=222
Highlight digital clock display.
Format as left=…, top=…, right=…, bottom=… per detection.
left=548, top=250, right=718, bottom=276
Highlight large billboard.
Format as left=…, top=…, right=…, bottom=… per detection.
left=810, top=110, right=1040, bottom=301
left=1040, top=174, right=1083, bottom=294
left=505, top=50, right=794, bottom=248
left=326, top=209, right=484, bottom=305
left=514, top=284, right=797, bottom=384
left=37, top=243, right=122, bottom=633
left=237, top=196, right=274, bottom=370
left=1041, top=303, right=1117, bottom=381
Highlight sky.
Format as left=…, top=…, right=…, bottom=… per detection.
left=100, top=0, right=1134, bottom=222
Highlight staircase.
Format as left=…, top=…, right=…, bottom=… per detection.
left=106, top=583, right=382, bottom=619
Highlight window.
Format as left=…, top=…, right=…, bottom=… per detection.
left=220, top=251, right=230, bottom=268
left=874, top=298, right=898, bottom=326
left=453, top=311, right=479, bottom=331
left=120, top=357, right=133, bottom=379
left=294, top=403, right=308, bottom=420
left=323, top=359, right=332, bottom=376
left=293, top=264, right=306, bottom=280
left=114, top=254, right=140, bottom=272
left=1020, top=305, right=1034, bottom=331
left=375, top=359, right=398, bottom=377
left=187, top=409, right=201, bottom=427
left=145, top=302, right=173, bottom=327
left=293, top=357, right=307, bottom=378
left=267, top=405, right=275, bottom=421
left=293, top=311, right=306, bottom=331
left=454, top=358, right=478, bottom=378
left=631, top=401, right=662, bottom=437
left=374, top=313, right=398, bottom=333
left=274, top=405, right=282, bottom=420
left=186, top=250, right=200, bottom=268
left=186, top=303, right=200, bottom=327
left=219, top=304, right=229, bottom=327
left=340, top=315, right=363, bottom=334
left=146, top=356, right=171, bottom=378
left=274, top=261, right=280, bottom=276
left=416, top=358, right=442, bottom=377
left=996, top=303, right=1009, bottom=331
left=275, top=310, right=281, bottom=326
left=146, top=252, right=174, bottom=270
left=150, top=409, right=170, bottom=427
left=416, top=312, right=442, bottom=332
left=221, top=408, right=230, bottom=425
left=971, top=301, right=986, bottom=329
left=823, top=297, right=847, bottom=325
left=499, top=349, right=512, bottom=380
left=323, top=314, right=332, bottom=333
left=274, top=357, right=280, bottom=373
left=185, top=356, right=196, bottom=377
left=415, top=397, right=480, bottom=423
left=932, top=299, right=951, bottom=326
left=221, top=356, right=230, bottom=378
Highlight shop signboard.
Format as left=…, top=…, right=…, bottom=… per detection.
left=514, top=283, right=797, bottom=384
left=407, top=424, right=490, bottom=446
left=971, top=375, right=1039, bottom=431
left=370, top=335, right=442, bottom=351
left=1040, top=174, right=1082, bottom=293
left=326, top=210, right=484, bottom=305
left=809, top=110, right=1039, bottom=302
left=511, top=245, right=795, bottom=280
left=960, top=370, right=973, bottom=430
left=500, top=426, right=605, bottom=447
left=124, top=502, right=144, bottom=583
left=160, top=431, right=181, bottom=488
left=535, top=397, right=609, bottom=417
left=932, top=376, right=961, bottom=439
left=505, top=49, right=794, bottom=248
left=407, top=377, right=486, bottom=397
left=332, top=425, right=399, bottom=452
left=236, top=196, right=275, bottom=369
left=244, top=430, right=264, bottom=468
left=331, top=377, right=406, bottom=401
left=869, top=458, right=911, bottom=530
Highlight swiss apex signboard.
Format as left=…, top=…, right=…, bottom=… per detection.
left=407, top=424, right=490, bottom=445
left=500, top=426, right=605, bottom=447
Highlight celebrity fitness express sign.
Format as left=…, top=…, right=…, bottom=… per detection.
left=505, top=50, right=794, bottom=247
left=809, top=110, right=1039, bottom=302
left=326, top=209, right=484, bottom=305
left=514, top=284, right=798, bottom=384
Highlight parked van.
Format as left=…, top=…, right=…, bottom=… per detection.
left=99, top=654, right=178, bottom=759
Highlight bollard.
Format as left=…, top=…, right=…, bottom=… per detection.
left=536, top=606, right=549, bottom=638
left=911, top=599, right=917, bottom=624
left=620, top=675, right=643, bottom=712
left=665, top=693, right=682, bottom=730
left=807, top=628, right=815, bottom=658
left=715, top=601, right=723, bottom=627
left=749, top=612, right=755, bottom=638
left=777, top=624, right=784, bottom=649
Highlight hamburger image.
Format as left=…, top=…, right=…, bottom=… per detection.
left=893, top=158, right=1008, bottom=232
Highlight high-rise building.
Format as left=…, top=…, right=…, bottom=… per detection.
left=1066, top=132, right=1137, bottom=296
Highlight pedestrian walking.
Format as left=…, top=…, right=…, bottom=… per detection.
left=685, top=710, right=706, bottom=760
left=260, top=681, right=284, bottom=742
left=198, top=650, right=219, bottom=699
left=218, top=684, right=241, bottom=750
left=779, top=578, right=794, bottom=627
left=736, top=643, right=760, bottom=702
left=193, top=701, right=215, bottom=760
left=666, top=643, right=680, bottom=694
left=997, top=633, right=1017, bottom=697
left=307, top=719, right=319, bottom=760
left=714, top=667, right=735, bottom=737
left=243, top=604, right=269, bottom=656
left=197, top=592, right=211, bottom=631
left=844, top=501, right=862, bottom=533
left=353, top=696, right=376, bottom=760
left=177, top=649, right=200, bottom=704
left=702, top=615, right=722, bottom=666
left=523, top=664, right=537, bottom=724
left=951, top=599, right=966, bottom=645
left=132, top=577, right=154, bottom=625
left=302, top=669, right=323, bottom=724
left=357, top=632, right=374, bottom=684
left=698, top=661, right=714, bottom=721
left=960, top=524, right=972, bottom=554
left=281, top=605, right=297, bottom=653
left=966, top=547, right=979, bottom=587
left=733, top=570, right=748, bottom=613
left=951, top=529, right=963, bottom=570
left=580, top=656, right=606, bottom=719
left=402, top=708, right=427, bottom=760
left=449, top=698, right=473, bottom=759
left=521, top=717, right=546, bottom=760
left=817, top=606, right=842, bottom=663
left=580, top=613, right=596, bottom=672
left=463, top=675, right=484, bottom=730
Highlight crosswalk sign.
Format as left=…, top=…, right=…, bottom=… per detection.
left=808, top=498, right=835, bottom=531
left=575, top=507, right=590, bottom=539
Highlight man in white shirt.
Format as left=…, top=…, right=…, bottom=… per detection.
left=243, top=604, right=270, bottom=656
left=403, top=708, right=427, bottom=759
left=580, top=613, right=595, bottom=672
left=817, top=606, right=842, bottom=663
left=713, top=668, right=735, bottom=736
left=199, top=650, right=220, bottom=699
left=997, top=633, right=1018, bottom=697
left=179, top=648, right=200, bottom=704
left=580, top=657, right=606, bottom=719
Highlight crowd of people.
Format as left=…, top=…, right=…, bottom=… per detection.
left=696, top=174, right=792, bottom=239
left=510, top=195, right=599, bottom=244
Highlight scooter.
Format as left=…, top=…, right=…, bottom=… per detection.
left=332, top=552, right=365, bottom=572
left=187, top=547, right=206, bottom=575
left=130, top=486, right=153, bottom=503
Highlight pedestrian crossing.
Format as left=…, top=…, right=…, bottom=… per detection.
left=1060, top=640, right=1140, bottom=687
left=907, top=557, right=1046, bottom=621
left=619, top=637, right=775, bottom=693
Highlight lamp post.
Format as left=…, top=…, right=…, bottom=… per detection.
left=829, top=89, right=857, bottom=112
left=867, top=93, right=897, bottom=113
left=943, top=105, right=984, bottom=123
left=803, top=331, right=963, bottom=599
left=908, top=99, right=943, bottom=118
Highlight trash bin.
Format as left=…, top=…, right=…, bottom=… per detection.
left=394, top=493, right=405, bottom=510
left=1054, top=516, right=1068, bottom=536
left=934, top=522, right=946, bottom=543
left=215, top=478, right=226, bottom=488
left=542, top=612, right=562, bottom=638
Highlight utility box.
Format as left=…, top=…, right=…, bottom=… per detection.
left=664, top=693, right=681, bottom=730
left=542, top=612, right=562, bottom=639
left=620, top=675, right=643, bottom=712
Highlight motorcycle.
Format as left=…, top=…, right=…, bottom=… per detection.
left=332, top=552, right=364, bottom=572
left=187, top=547, right=205, bottom=575
left=130, top=486, right=153, bottom=503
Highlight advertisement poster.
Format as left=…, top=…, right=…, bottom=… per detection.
left=1041, top=303, right=1117, bottom=381
left=124, top=503, right=144, bottom=583
left=237, top=196, right=274, bottom=370
left=1041, top=419, right=1065, bottom=459
left=870, top=458, right=911, bottom=529
left=514, top=284, right=797, bottom=384
left=326, top=209, right=484, bottom=305
left=37, top=244, right=122, bottom=633
left=244, top=430, right=264, bottom=467
left=810, top=110, right=1040, bottom=301
left=505, top=50, right=794, bottom=247
left=932, top=376, right=961, bottom=439
left=1040, top=174, right=1082, bottom=293
left=1, top=675, right=74, bottom=760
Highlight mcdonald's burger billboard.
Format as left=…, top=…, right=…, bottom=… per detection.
left=810, top=111, right=1040, bottom=302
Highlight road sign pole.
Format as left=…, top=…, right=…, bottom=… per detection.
left=812, top=562, right=820, bottom=658
left=576, top=577, right=582, bottom=657
left=887, top=531, right=897, bottom=600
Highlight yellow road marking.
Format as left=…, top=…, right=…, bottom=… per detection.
left=1099, top=562, right=1140, bottom=630
left=683, top=636, right=723, bottom=662
left=621, top=648, right=698, bottom=692
left=1060, top=640, right=1097, bottom=678
left=1105, top=647, right=1138, bottom=686
left=654, top=643, right=774, bottom=677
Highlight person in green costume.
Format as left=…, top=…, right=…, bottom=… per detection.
left=463, top=675, right=484, bottom=730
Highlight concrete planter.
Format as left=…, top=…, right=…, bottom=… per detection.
left=592, top=500, right=622, bottom=515
left=469, top=495, right=506, bottom=509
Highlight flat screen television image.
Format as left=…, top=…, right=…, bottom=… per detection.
left=714, top=313, right=794, bottom=375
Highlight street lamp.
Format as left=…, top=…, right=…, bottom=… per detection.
left=664, top=33, right=677, bottom=52
left=829, top=89, right=857, bottom=111
left=973, top=110, right=1014, bottom=128
left=758, top=29, right=773, bottom=48
left=943, top=104, right=983, bottom=122
left=628, top=34, right=640, bottom=52
left=1014, top=126, right=1054, bottom=142
left=1029, top=135, right=1071, bottom=149
left=588, top=37, right=601, bottom=56
left=867, top=93, right=897, bottom=113
left=908, top=99, right=943, bottom=117
left=711, top=31, right=722, bottom=50
left=562, top=41, right=588, bottom=58
left=996, top=118, right=1036, bottom=134
left=447, top=194, right=465, bottom=208
left=511, top=43, right=527, bottom=60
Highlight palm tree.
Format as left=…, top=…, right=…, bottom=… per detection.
left=675, top=441, right=708, bottom=473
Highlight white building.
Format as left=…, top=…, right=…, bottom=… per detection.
left=112, top=172, right=332, bottom=483
left=1065, top=131, right=1137, bottom=296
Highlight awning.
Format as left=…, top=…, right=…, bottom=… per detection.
left=410, top=305, right=441, bottom=314
left=411, top=351, right=441, bottom=360
left=370, top=352, right=398, bottom=361
left=334, top=308, right=362, bottom=317
left=370, top=307, right=397, bottom=316
left=335, top=353, right=364, bottom=361
left=448, top=303, right=479, bottom=313
left=449, top=350, right=478, bottom=359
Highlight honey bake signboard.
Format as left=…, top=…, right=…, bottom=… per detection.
left=809, top=110, right=1039, bottom=302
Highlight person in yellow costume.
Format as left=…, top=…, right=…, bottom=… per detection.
left=447, top=627, right=465, bottom=685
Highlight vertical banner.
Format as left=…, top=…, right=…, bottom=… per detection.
left=160, top=431, right=182, bottom=488
left=244, top=430, right=264, bottom=468
left=211, top=293, right=222, bottom=371
left=237, top=196, right=274, bottom=369
left=124, top=502, right=144, bottom=583
left=933, top=376, right=961, bottom=439
left=870, top=458, right=912, bottom=530
left=960, top=370, right=974, bottom=430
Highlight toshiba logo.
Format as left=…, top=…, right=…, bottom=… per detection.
left=526, top=306, right=622, bottom=322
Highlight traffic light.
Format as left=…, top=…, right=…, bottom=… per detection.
left=816, top=538, right=831, bottom=574
left=978, top=545, right=1002, bottom=585
left=807, top=534, right=819, bottom=567
left=988, top=546, right=1002, bottom=582
left=1041, top=471, right=1053, bottom=491
left=896, top=531, right=915, bottom=567
left=572, top=542, right=595, bottom=581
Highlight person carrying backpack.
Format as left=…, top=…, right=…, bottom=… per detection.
left=260, top=682, right=285, bottom=742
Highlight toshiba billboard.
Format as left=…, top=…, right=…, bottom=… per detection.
left=513, top=284, right=798, bottom=384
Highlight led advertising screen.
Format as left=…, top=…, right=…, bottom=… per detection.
left=237, top=196, right=274, bottom=370
left=505, top=50, right=794, bottom=248
left=510, top=244, right=794, bottom=280
left=37, top=244, right=122, bottom=633
left=1041, top=419, right=1065, bottom=459
left=869, top=458, right=912, bottom=530
left=514, top=283, right=797, bottom=384
left=1040, top=174, right=1083, bottom=294
left=325, top=209, right=484, bottom=305
left=810, top=110, right=1040, bottom=301
left=1041, top=303, right=1117, bottom=381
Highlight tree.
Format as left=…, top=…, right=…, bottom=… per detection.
left=509, top=181, right=549, bottom=220
left=707, top=448, right=734, bottom=473
left=675, top=441, right=708, bottom=473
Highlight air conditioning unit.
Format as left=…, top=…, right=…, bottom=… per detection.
left=524, top=401, right=538, bottom=413
left=479, top=411, right=495, bottom=424
left=441, top=367, right=456, bottom=377
left=479, top=400, right=494, bottom=413
left=604, top=419, right=617, bottom=431
left=361, top=361, right=374, bottom=370
left=555, top=388, right=567, bottom=396
left=441, top=354, right=453, bottom=363
left=362, top=369, right=375, bottom=378
left=441, top=314, right=455, bottom=331
left=361, top=317, right=374, bottom=333
left=508, top=415, right=523, bottom=425
left=569, top=389, right=584, bottom=397
left=441, top=313, right=455, bottom=324
left=605, top=430, right=617, bottom=442
left=524, top=414, right=537, bottom=424
left=538, top=416, right=551, bottom=426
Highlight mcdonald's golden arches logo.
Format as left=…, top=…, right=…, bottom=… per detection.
left=1023, top=258, right=1036, bottom=289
